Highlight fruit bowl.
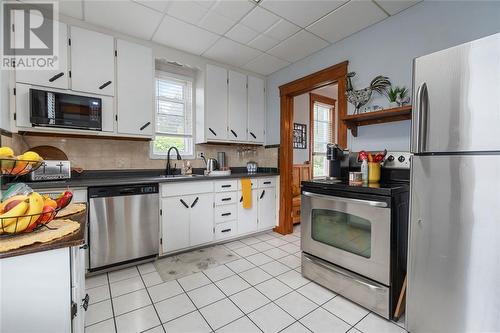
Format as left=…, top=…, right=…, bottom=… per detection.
left=0, top=209, right=58, bottom=236
left=1, top=158, right=44, bottom=177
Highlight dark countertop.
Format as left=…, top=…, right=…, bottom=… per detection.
left=0, top=206, right=87, bottom=259
left=3, top=168, right=279, bottom=190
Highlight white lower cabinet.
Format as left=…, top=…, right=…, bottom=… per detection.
left=160, top=177, right=278, bottom=255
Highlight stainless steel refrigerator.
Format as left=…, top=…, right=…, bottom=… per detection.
left=407, top=32, right=500, bottom=332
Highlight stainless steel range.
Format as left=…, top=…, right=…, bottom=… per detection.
left=300, top=152, right=410, bottom=320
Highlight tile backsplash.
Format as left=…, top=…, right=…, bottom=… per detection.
left=2, top=134, right=278, bottom=171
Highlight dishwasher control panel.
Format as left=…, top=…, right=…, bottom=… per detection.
left=89, top=183, right=158, bottom=198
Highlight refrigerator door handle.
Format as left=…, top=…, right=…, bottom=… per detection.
left=414, top=82, right=428, bottom=153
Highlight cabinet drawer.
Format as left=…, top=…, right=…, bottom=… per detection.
left=161, top=181, right=213, bottom=197
left=214, top=180, right=238, bottom=192
left=258, top=177, right=276, bottom=188
left=215, top=204, right=237, bottom=222
left=215, top=192, right=237, bottom=206
left=237, top=178, right=257, bottom=190
left=215, top=220, right=236, bottom=240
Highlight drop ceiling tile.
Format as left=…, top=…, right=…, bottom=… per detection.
left=226, top=24, right=259, bottom=44
left=307, top=0, right=388, bottom=43
left=264, top=19, right=301, bottom=41
left=203, top=37, right=262, bottom=67
left=211, top=0, right=255, bottom=21
left=242, top=53, right=290, bottom=75
left=267, top=30, right=329, bottom=63
left=375, top=0, right=422, bottom=15
left=195, top=1, right=217, bottom=9
left=84, top=1, right=163, bottom=40
left=153, top=15, right=220, bottom=55
left=56, top=0, right=83, bottom=20
left=167, top=1, right=209, bottom=25
left=248, top=34, right=280, bottom=52
left=199, top=11, right=236, bottom=35
left=240, top=6, right=280, bottom=33
left=261, top=0, right=347, bottom=28
left=133, top=0, right=171, bottom=13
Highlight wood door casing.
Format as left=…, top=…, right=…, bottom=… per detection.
left=277, top=61, right=348, bottom=235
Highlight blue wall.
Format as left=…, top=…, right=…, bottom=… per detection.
left=266, top=1, right=500, bottom=151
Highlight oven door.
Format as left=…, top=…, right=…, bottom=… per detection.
left=301, top=191, right=391, bottom=285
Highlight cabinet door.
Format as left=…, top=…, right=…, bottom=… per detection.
left=237, top=190, right=258, bottom=234
left=116, top=39, right=153, bottom=136
left=228, top=71, right=247, bottom=141
left=258, top=187, right=277, bottom=230
left=15, top=22, right=69, bottom=89
left=205, top=65, right=227, bottom=140
left=189, top=193, right=214, bottom=246
left=70, top=27, right=115, bottom=96
left=162, top=197, right=190, bottom=253
left=247, top=76, right=265, bottom=143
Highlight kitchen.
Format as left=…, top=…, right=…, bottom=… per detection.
left=0, top=1, right=499, bottom=333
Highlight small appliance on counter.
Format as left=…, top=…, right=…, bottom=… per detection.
left=206, top=158, right=218, bottom=173
left=326, top=144, right=349, bottom=180
left=300, top=151, right=411, bottom=320
left=247, top=161, right=258, bottom=174
left=29, top=160, right=71, bottom=181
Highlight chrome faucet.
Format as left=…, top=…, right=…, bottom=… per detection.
left=166, top=147, right=182, bottom=176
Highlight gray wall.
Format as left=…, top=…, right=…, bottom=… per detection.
left=266, top=1, right=500, bottom=151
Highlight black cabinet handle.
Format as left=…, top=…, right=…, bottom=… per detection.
left=80, top=244, right=88, bottom=250
left=260, top=190, right=265, bottom=199
left=240, top=196, right=243, bottom=202
left=230, top=129, right=237, bottom=138
left=140, top=122, right=151, bottom=131
left=99, top=80, right=112, bottom=89
left=191, top=197, right=199, bottom=208
left=221, top=185, right=231, bottom=188
left=82, top=294, right=89, bottom=311
left=221, top=212, right=231, bottom=217
left=209, top=128, right=217, bottom=136
left=221, top=197, right=231, bottom=202
left=263, top=181, right=271, bottom=185
left=221, top=228, right=231, bottom=233
left=180, top=199, right=189, bottom=208
left=48, top=72, right=64, bottom=82
left=250, top=132, right=256, bottom=139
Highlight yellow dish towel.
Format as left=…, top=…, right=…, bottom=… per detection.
left=241, top=178, right=252, bottom=209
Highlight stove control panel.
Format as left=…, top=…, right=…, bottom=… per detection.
left=383, top=152, right=412, bottom=169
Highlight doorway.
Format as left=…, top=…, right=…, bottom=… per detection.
left=275, top=61, right=348, bottom=235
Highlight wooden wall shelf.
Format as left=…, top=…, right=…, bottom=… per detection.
left=341, top=105, right=412, bottom=137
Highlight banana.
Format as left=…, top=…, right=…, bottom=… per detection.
left=0, top=200, right=29, bottom=232
left=0, top=194, right=29, bottom=212
left=2, top=192, right=44, bottom=234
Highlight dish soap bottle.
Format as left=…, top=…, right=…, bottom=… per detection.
left=361, top=158, right=368, bottom=183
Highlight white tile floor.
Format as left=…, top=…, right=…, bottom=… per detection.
left=84, top=226, right=407, bottom=333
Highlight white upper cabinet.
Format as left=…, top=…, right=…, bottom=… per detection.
left=15, top=22, right=69, bottom=90
left=205, top=64, right=228, bottom=141
left=116, top=39, right=153, bottom=137
left=228, top=71, right=247, bottom=142
left=247, top=76, right=265, bottom=144
left=70, top=27, right=115, bottom=96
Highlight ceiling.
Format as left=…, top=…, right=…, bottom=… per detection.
left=52, top=0, right=421, bottom=76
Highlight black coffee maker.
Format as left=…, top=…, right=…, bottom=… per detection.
left=326, top=144, right=350, bottom=180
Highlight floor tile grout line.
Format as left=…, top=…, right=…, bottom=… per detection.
left=106, top=272, right=119, bottom=333
left=200, top=270, right=264, bottom=333
left=137, top=265, right=167, bottom=333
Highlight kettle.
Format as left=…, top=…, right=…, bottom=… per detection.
left=206, top=158, right=218, bottom=172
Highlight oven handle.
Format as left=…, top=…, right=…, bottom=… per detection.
left=302, top=191, right=388, bottom=208
left=303, top=255, right=386, bottom=292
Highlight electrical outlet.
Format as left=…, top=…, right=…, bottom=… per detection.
left=197, top=152, right=205, bottom=159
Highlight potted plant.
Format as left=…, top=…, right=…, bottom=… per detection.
left=386, top=86, right=409, bottom=107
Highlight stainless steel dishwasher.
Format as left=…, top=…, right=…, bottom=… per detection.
left=88, top=184, right=159, bottom=270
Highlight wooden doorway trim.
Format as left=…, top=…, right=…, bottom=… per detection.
left=309, top=93, right=336, bottom=179
left=275, top=61, right=348, bottom=235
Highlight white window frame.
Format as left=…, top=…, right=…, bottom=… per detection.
left=150, top=71, right=195, bottom=159
left=312, top=101, right=335, bottom=178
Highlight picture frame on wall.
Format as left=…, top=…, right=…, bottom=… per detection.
left=293, top=123, right=307, bottom=149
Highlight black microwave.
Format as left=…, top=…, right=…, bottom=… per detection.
left=30, top=89, right=102, bottom=131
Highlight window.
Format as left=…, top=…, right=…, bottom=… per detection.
left=312, top=101, right=335, bottom=178
left=151, top=71, right=194, bottom=158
